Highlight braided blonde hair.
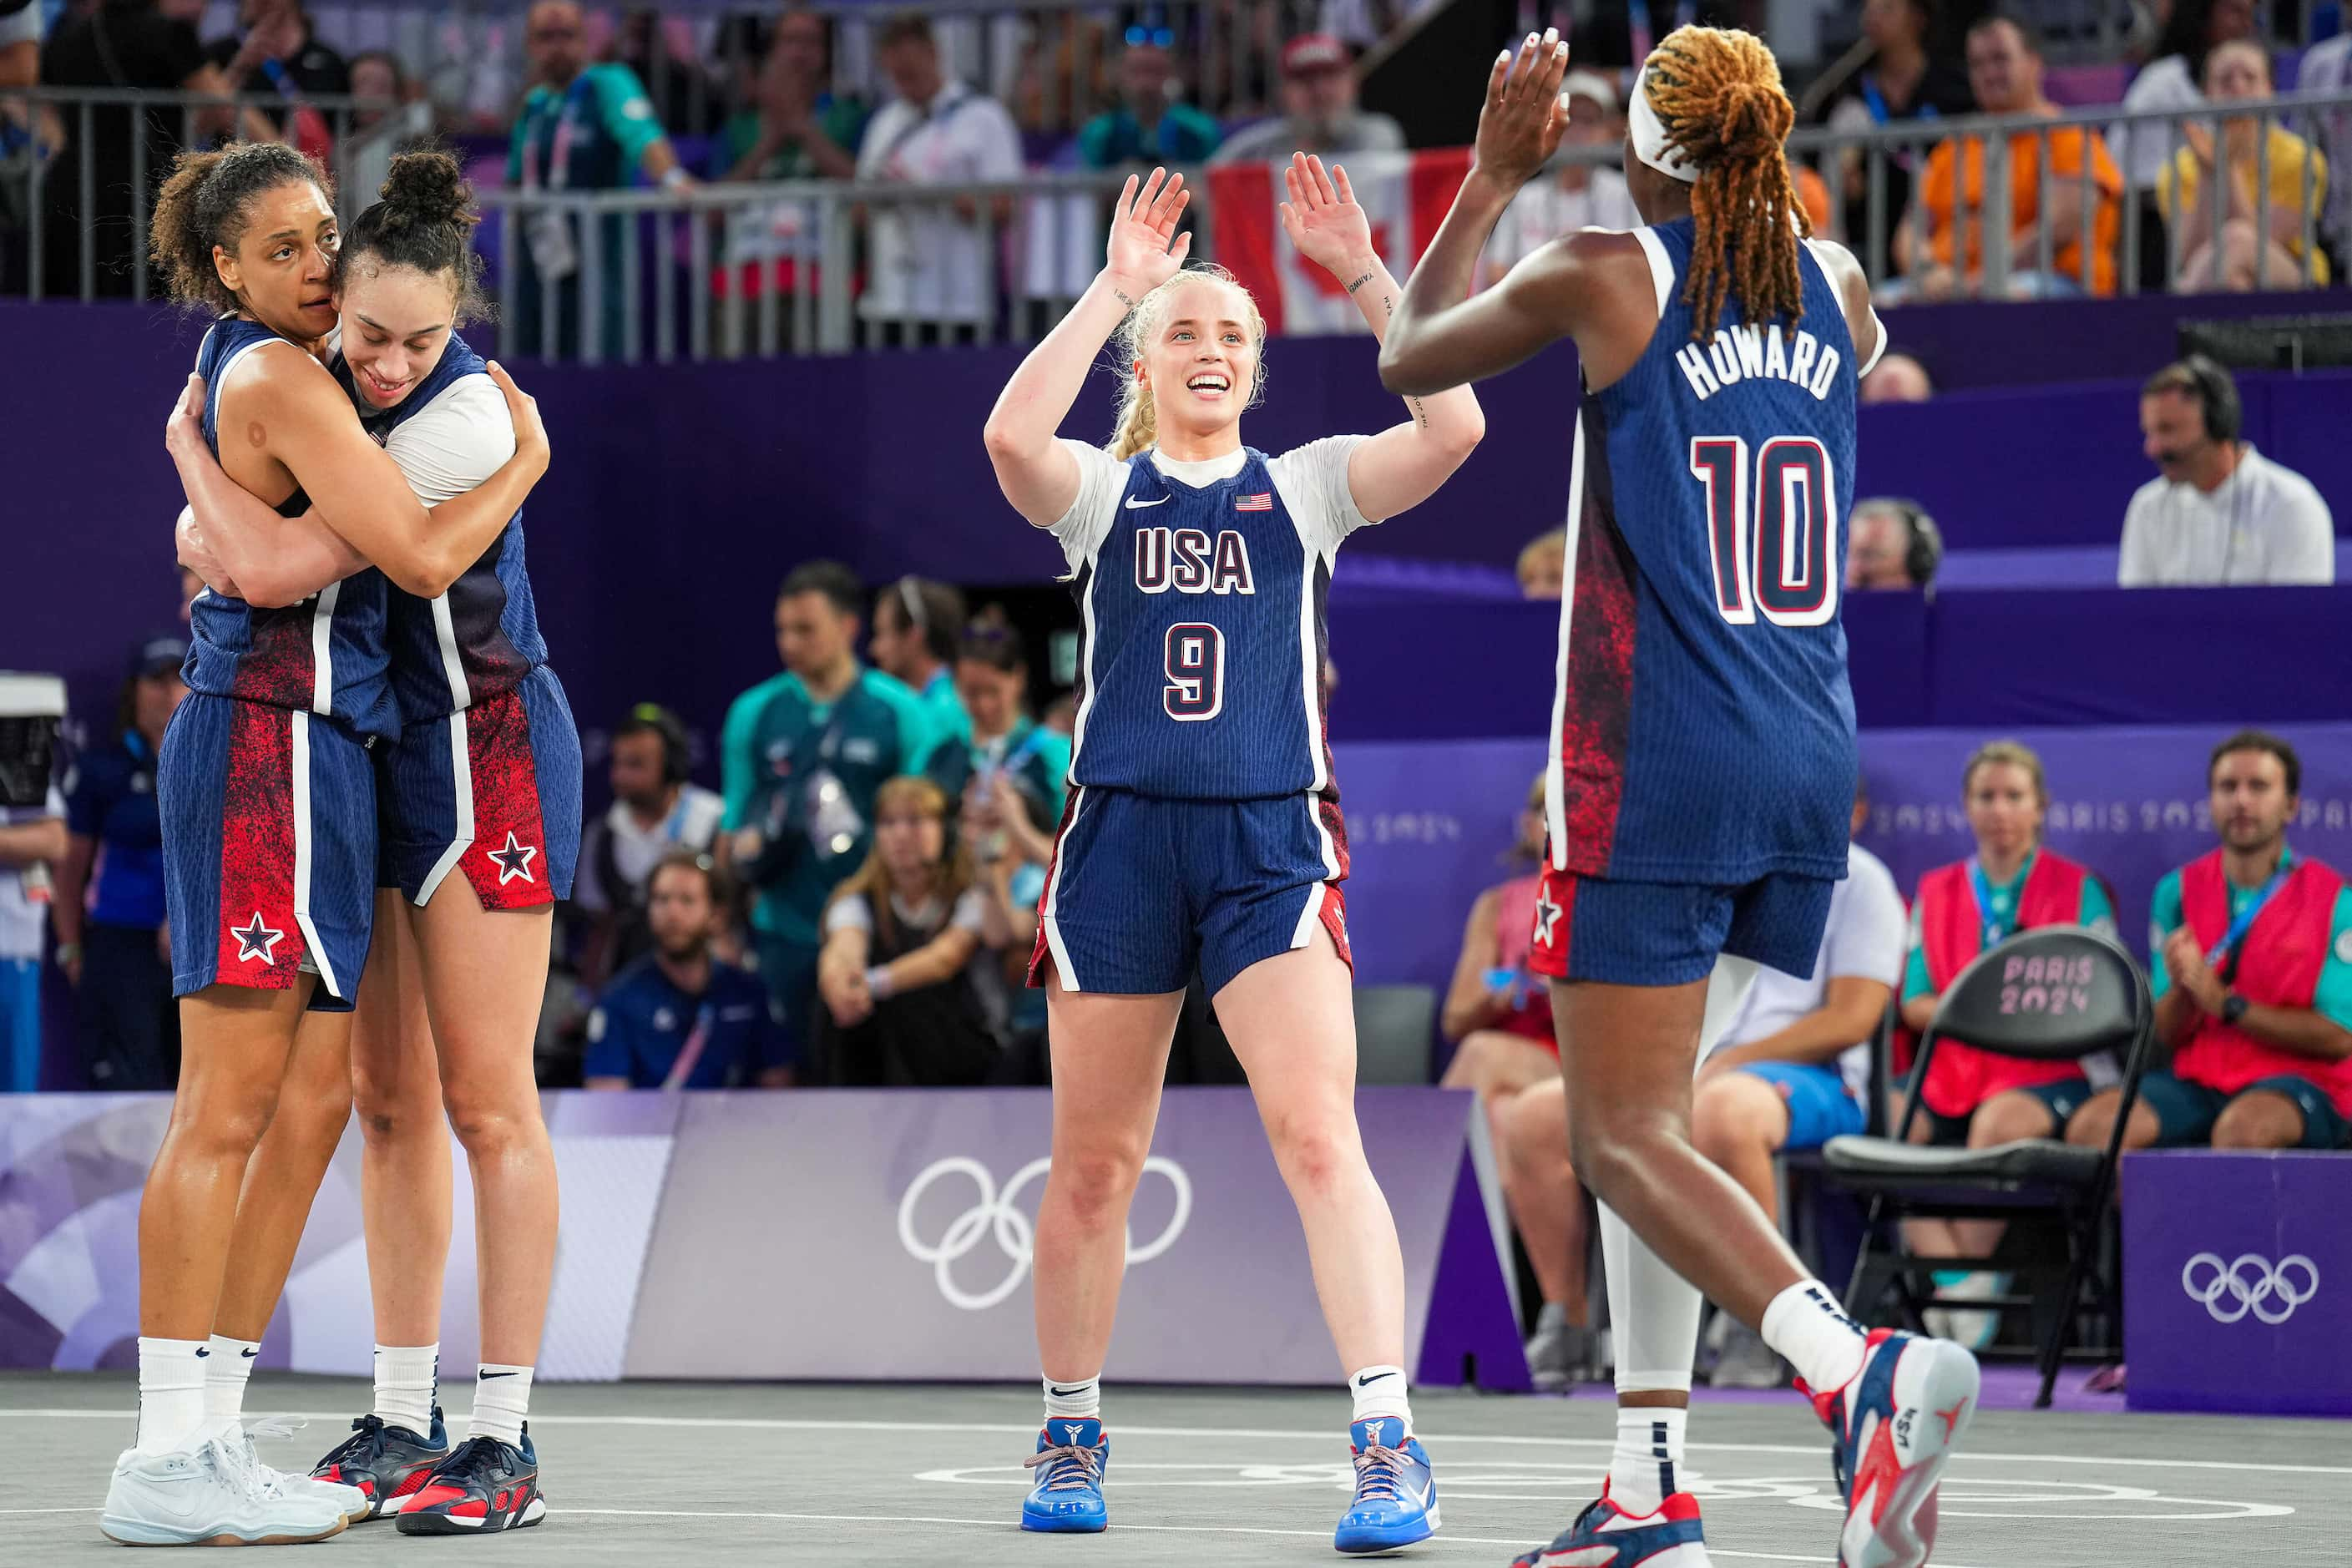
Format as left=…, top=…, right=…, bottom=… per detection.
left=1108, top=264, right=1268, bottom=460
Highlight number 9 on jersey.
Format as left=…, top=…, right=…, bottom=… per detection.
left=1164, top=624, right=1225, bottom=721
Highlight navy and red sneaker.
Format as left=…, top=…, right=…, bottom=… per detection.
left=1509, top=1484, right=1710, bottom=1566
left=311, top=1408, right=452, bottom=1520
left=1798, top=1328, right=1980, bottom=1568
left=395, top=1427, right=547, bottom=1535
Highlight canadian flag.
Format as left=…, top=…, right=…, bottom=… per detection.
left=1209, top=148, right=1473, bottom=336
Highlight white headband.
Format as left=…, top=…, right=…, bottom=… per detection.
left=1627, top=65, right=1699, bottom=185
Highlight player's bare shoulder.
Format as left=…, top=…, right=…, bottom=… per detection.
left=1798, top=235, right=1880, bottom=362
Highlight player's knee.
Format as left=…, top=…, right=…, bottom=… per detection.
left=183, top=1082, right=283, bottom=1161
left=1262, top=1107, right=1358, bottom=1201
left=277, top=1080, right=354, bottom=1154
left=439, top=1083, right=534, bottom=1156
left=1046, top=1138, right=1151, bottom=1230
left=2211, top=1095, right=2301, bottom=1151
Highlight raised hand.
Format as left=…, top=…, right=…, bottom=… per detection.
left=1104, top=167, right=1192, bottom=296
left=1475, top=29, right=1573, bottom=192
left=1279, top=153, right=1377, bottom=282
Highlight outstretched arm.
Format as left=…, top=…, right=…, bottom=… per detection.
left=1279, top=153, right=1484, bottom=519
left=982, top=169, right=1191, bottom=527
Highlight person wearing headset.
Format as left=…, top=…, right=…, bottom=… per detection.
left=574, top=704, right=726, bottom=987
left=1844, top=495, right=1944, bottom=593
left=2120, top=356, right=2334, bottom=586
left=867, top=576, right=972, bottom=751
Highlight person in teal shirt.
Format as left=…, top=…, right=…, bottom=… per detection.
left=723, top=561, right=938, bottom=1068
left=508, top=0, right=693, bottom=357
left=1077, top=37, right=1223, bottom=169
left=867, top=576, right=971, bottom=752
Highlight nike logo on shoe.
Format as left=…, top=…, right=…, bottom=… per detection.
left=1123, top=495, right=1170, bottom=508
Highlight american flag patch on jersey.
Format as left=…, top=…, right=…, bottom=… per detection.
left=1236, top=492, right=1272, bottom=511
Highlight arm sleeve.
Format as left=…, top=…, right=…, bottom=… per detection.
left=2147, top=870, right=2184, bottom=1003
left=1268, top=434, right=1377, bottom=553
left=594, top=64, right=667, bottom=171
left=824, top=894, right=874, bottom=936
left=1900, top=895, right=1932, bottom=1002
left=720, top=680, right=782, bottom=831
left=65, top=761, right=104, bottom=837
left=580, top=1001, right=629, bottom=1080
left=2118, top=483, right=2159, bottom=585
left=973, top=99, right=1024, bottom=180
left=1045, top=439, right=1131, bottom=569
left=2309, top=888, right=2352, bottom=1033
left=951, top=888, right=989, bottom=936
left=381, top=376, right=517, bottom=506
left=2264, top=473, right=2337, bottom=584
left=1824, top=856, right=1909, bottom=988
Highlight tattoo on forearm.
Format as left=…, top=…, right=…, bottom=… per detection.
left=1111, top=287, right=1135, bottom=311
left=1344, top=271, right=1374, bottom=295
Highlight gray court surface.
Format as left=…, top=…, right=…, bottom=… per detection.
left=3, top=1373, right=2337, bottom=1565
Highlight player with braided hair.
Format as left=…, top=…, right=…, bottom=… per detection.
left=1382, top=28, right=1978, bottom=1568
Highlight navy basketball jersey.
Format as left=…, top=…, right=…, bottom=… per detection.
left=186, top=316, right=397, bottom=740
left=1045, top=438, right=1373, bottom=802
left=336, top=331, right=549, bottom=724
left=1550, top=220, right=1876, bottom=886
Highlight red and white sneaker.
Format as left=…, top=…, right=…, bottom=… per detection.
left=1508, top=1482, right=1712, bottom=1566
left=1798, top=1328, right=1980, bottom=1568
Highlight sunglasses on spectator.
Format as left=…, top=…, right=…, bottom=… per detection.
left=1125, top=25, right=1175, bottom=48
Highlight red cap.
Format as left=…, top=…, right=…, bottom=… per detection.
left=1280, top=33, right=1349, bottom=77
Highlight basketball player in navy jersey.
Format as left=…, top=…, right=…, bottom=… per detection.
left=169, top=151, right=577, bottom=1537
left=104, top=143, right=547, bottom=1547
left=982, top=159, right=1483, bottom=1553
left=1381, top=29, right=1978, bottom=1568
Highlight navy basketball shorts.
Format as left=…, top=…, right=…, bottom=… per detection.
left=1527, top=865, right=1835, bottom=987
left=160, top=694, right=377, bottom=1013
left=377, top=665, right=581, bottom=909
left=1028, top=787, right=1353, bottom=997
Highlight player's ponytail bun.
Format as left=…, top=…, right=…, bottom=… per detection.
left=149, top=142, right=335, bottom=315
left=1641, top=25, right=1807, bottom=338
left=343, top=146, right=490, bottom=324
left=1107, top=263, right=1267, bottom=461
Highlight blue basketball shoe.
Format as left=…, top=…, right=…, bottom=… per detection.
left=1334, top=1416, right=1437, bottom=1554
left=1798, top=1328, right=1980, bottom=1568
left=1510, top=1484, right=1711, bottom=1566
left=1021, top=1418, right=1109, bottom=1533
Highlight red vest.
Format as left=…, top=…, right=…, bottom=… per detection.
left=1916, top=850, right=2095, bottom=1118
left=1491, top=874, right=1559, bottom=1048
left=2171, top=850, right=2352, bottom=1115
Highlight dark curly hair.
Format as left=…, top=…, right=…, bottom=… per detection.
left=149, top=143, right=335, bottom=315
left=341, top=148, right=490, bottom=325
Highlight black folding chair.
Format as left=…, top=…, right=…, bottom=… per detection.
left=1819, top=925, right=2154, bottom=1409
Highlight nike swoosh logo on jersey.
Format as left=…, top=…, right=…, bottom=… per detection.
left=1124, top=495, right=1170, bottom=508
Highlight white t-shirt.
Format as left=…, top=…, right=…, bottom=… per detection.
left=0, top=787, right=66, bottom=961
left=2114, top=55, right=2203, bottom=191
left=1702, top=843, right=1907, bottom=1098
left=326, top=334, right=517, bottom=508
left=825, top=886, right=989, bottom=940
left=2117, top=445, right=2336, bottom=586
left=1042, top=437, right=1376, bottom=576
left=855, top=82, right=1025, bottom=323
left=573, top=784, right=726, bottom=915
left=1482, top=169, right=1641, bottom=277
left=2297, top=36, right=2352, bottom=255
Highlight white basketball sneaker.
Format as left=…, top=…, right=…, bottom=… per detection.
left=243, top=1417, right=372, bottom=1525
left=100, top=1431, right=350, bottom=1545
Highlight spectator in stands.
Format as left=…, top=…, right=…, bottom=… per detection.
left=869, top=577, right=970, bottom=746
left=1859, top=350, right=1933, bottom=403
left=1690, top=781, right=1906, bottom=1386
left=507, top=0, right=694, bottom=358
left=1516, top=528, right=1564, bottom=599
left=38, top=0, right=270, bottom=296
left=1845, top=497, right=1943, bottom=592
left=2295, top=31, right=2352, bottom=277
left=855, top=13, right=1024, bottom=342
left=1897, top=739, right=2117, bottom=1342
left=2158, top=41, right=2330, bottom=291
left=53, top=636, right=187, bottom=1091
left=584, top=851, right=791, bottom=1088
left=1079, top=33, right=1222, bottom=170
left=1209, top=33, right=1403, bottom=165
left=2120, top=357, right=2334, bottom=585
left=722, top=560, right=940, bottom=1068
left=2067, top=731, right=2352, bottom=1153
left=205, top=0, right=348, bottom=154
left=1477, top=69, right=1638, bottom=290
left=1007, top=13, right=1112, bottom=134
left=0, top=735, right=65, bottom=1095
left=2116, top=0, right=2259, bottom=282
left=574, top=704, right=726, bottom=988
left=716, top=10, right=864, bottom=184
left=1818, top=0, right=1975, bottom=267
left=610, top=8, right=718, bottom=137
left=2, top=0, right=64, bottom=191
left=343, top=50, right=432, bottom=205
left=1886, top=13, right=2123, bottom=301
left=815, top=775, right=1004, bottom=1085
left=927, top=614, right=1070, bottom=837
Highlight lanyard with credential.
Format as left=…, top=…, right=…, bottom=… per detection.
left=1970, top=851, right=2036, bottom=950
left=2205, top=849, right=2298, bottom=981
left=520, top=74, right=597, bottom=193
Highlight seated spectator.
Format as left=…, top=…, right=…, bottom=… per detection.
left=1844, top=497, right=1942, bottom=592
left=343, top=50, right=435, bottom=205
left=711, top=5, right=866, bottom=306
left=0, top=730, right=65, bottom=1095
left=1210, top=33, right=1403, bottom=165
left=1690, top=782, right=1904, bottom=1386
left=1439, top=774, right=1558, bottom=1153
left=855, top=13, right=1024, bottom=341
left=205, top=0, right=348, bottom=155
left=1079, top=35, right=1222, bottom=169
left=1516, top=528, right=1565, bottom=599
left=2157, top=41, right=2329, bottom=291
left=1887, top=14, right=2123, bottom=301
left=2115, top=0, right=2260, bottom=286
left=2294, top=31, right=2351, bottom=276
left=53, top=638, right=187, bottom=1091
left=1818, top=0, right=1975, bottom=266
left=2068, top=731, right=2352, bottom=1153
left=1477, top=70, right=1638, bottom=290
left=814, top=776, right=1004, bottom=1085
left=574, top=704, right=726, bottom=987
left=926, top=613, right=1070, bottom=841
left=870, top=576, right=970, bottom=747
left=1859, top=351, right=1933, bottom=404
left=1898, top=739, right=2117, bottom=1342
left=2119, top=357, right=2334, bottom=586
left=584, top=851, right=791, bottom=1089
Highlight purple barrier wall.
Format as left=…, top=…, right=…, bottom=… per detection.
left=1873, top=286, right=2346, bottom=391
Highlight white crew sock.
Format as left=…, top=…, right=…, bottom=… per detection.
left=373, top=1343, right=438, bottom=1435
left=1042, top=1373, right=1100, bottom=1423
left=1348, top=1365, right=1412, bottom=1433
left=203, top=1334, right=260, bottom=1434
left=136, top=1337, right=211, bottom=1455
left=469, top=1364, right=533, bottom=1447
left=1609, top=1405, right=1688, bottom=1515
left=1761, top=1280, right=1869, bottom=1394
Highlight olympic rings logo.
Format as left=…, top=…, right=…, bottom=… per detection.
left=2179, top=1252, right=2320, bottom=1325
left=897, top=1156, right=1193, bottom=1312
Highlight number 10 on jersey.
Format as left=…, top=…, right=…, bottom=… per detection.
left=1689, top=436, right=1839, bottom=627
